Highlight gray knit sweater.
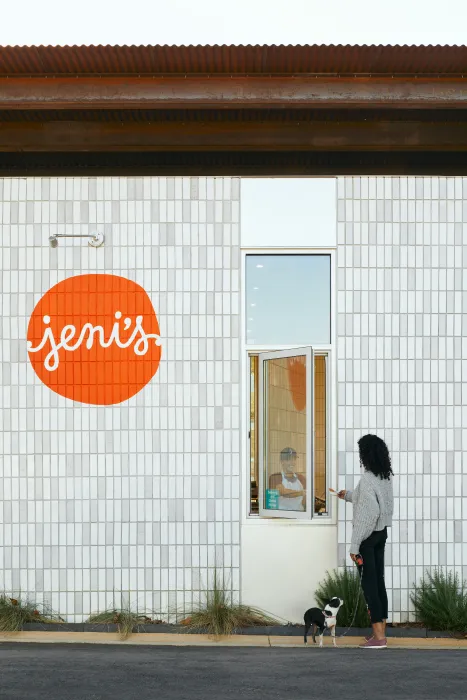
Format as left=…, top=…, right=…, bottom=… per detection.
left=344, top=470, right=393, bottom=555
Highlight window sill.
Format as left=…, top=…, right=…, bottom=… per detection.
left=244, top=514, right=336, bottom=526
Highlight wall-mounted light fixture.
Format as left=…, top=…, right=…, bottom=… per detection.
left=49, top=232, right=104, bottom=248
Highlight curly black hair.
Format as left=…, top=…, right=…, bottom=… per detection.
left=358, top=434, right=393, bottom=480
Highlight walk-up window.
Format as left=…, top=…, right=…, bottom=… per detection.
left=245, top=254, right=332, bottom=520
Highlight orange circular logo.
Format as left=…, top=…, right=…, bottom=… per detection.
left=27, top=274, right=162, bottom=405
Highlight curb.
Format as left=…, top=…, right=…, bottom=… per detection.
left=17, top=624, right=460, bottom=640
left=1, top=631, right=467, bottom=649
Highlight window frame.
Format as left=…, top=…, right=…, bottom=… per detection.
left=241, top=248, right=337, bottom=526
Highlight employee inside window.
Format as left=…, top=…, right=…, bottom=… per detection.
left=277, top=447, right=305, bottom=511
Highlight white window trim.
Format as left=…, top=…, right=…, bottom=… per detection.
left=240, top=247, right=337, bottom=527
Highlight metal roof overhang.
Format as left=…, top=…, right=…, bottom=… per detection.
left=1, top=44, right=467, bottom=175
left=2, top=76, right=467, bottom=110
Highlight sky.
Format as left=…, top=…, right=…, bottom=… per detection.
left=1, top=0, right=467, bottom=47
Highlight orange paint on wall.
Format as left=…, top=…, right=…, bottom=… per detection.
left=27, top=274, right=162, bottom=405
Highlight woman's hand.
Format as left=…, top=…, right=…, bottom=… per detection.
left=337, top=490, right=347, bottom=500
left=349, top=553, right=358, bottom=563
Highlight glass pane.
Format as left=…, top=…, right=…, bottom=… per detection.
left=314, top=355, right=327, bottom=514
left=250, top=355, right=259, bottom=514
left=262, top=355, right=307, bottom=513
left=246, top=255, right=331, bottom=345
left=250, top=353, right=328, bottom=516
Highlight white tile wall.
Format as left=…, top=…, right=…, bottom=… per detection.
left=3, top=173, right=464, bottom=626
left=336, top=176, right=467, bottom=622
left=0, top=176, right=241, bottom=621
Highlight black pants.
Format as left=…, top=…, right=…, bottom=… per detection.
left=358, top=527, right=388, bottom=625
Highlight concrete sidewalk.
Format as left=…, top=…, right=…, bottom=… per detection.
left=0, top=630, right=466, bottom=649
left=1, top=643, right=466, bottom=700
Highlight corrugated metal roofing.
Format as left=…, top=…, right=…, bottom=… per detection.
left=1, top=44, right=467, bottom=76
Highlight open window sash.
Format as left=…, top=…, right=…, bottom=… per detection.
left=258, top=347, right=314, bottom=520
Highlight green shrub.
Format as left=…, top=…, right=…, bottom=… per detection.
left=0, top=593, right=62, bottom=632
left=411, top=569, right=467, bottom=635
left=315, top=568, right=369, bottom=628
left=87, top=602, right=159, bottom=640
left=180, top=570, right=279, bottom=638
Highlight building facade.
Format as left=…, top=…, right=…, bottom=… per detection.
left=0, top=175, right=465, bottom=624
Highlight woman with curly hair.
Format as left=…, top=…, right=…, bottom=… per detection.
left=338, top=434, right=394, bottom=649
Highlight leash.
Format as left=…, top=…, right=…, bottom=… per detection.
left=337, top=563, right=366, bottom=638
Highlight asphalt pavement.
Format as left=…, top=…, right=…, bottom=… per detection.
left=0, top=643, right=466, bottom=700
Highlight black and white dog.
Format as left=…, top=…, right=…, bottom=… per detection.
left=303, top=598, right=344, bottom=647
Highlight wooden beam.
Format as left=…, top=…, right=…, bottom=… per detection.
left=2, top=119, right=467, bottom=152
left=1, top=151, right=467, bottom=176
left=2, top=77, right=467, bottom=110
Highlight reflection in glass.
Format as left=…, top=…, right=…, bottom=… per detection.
left=314, top=355, right=327, bottom=513
left=245, top=255, right=331, bottom=345
left=263, top=356, right=307, bottom=513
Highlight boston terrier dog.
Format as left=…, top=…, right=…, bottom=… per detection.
left=303, top=598, right=344, bottom=647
